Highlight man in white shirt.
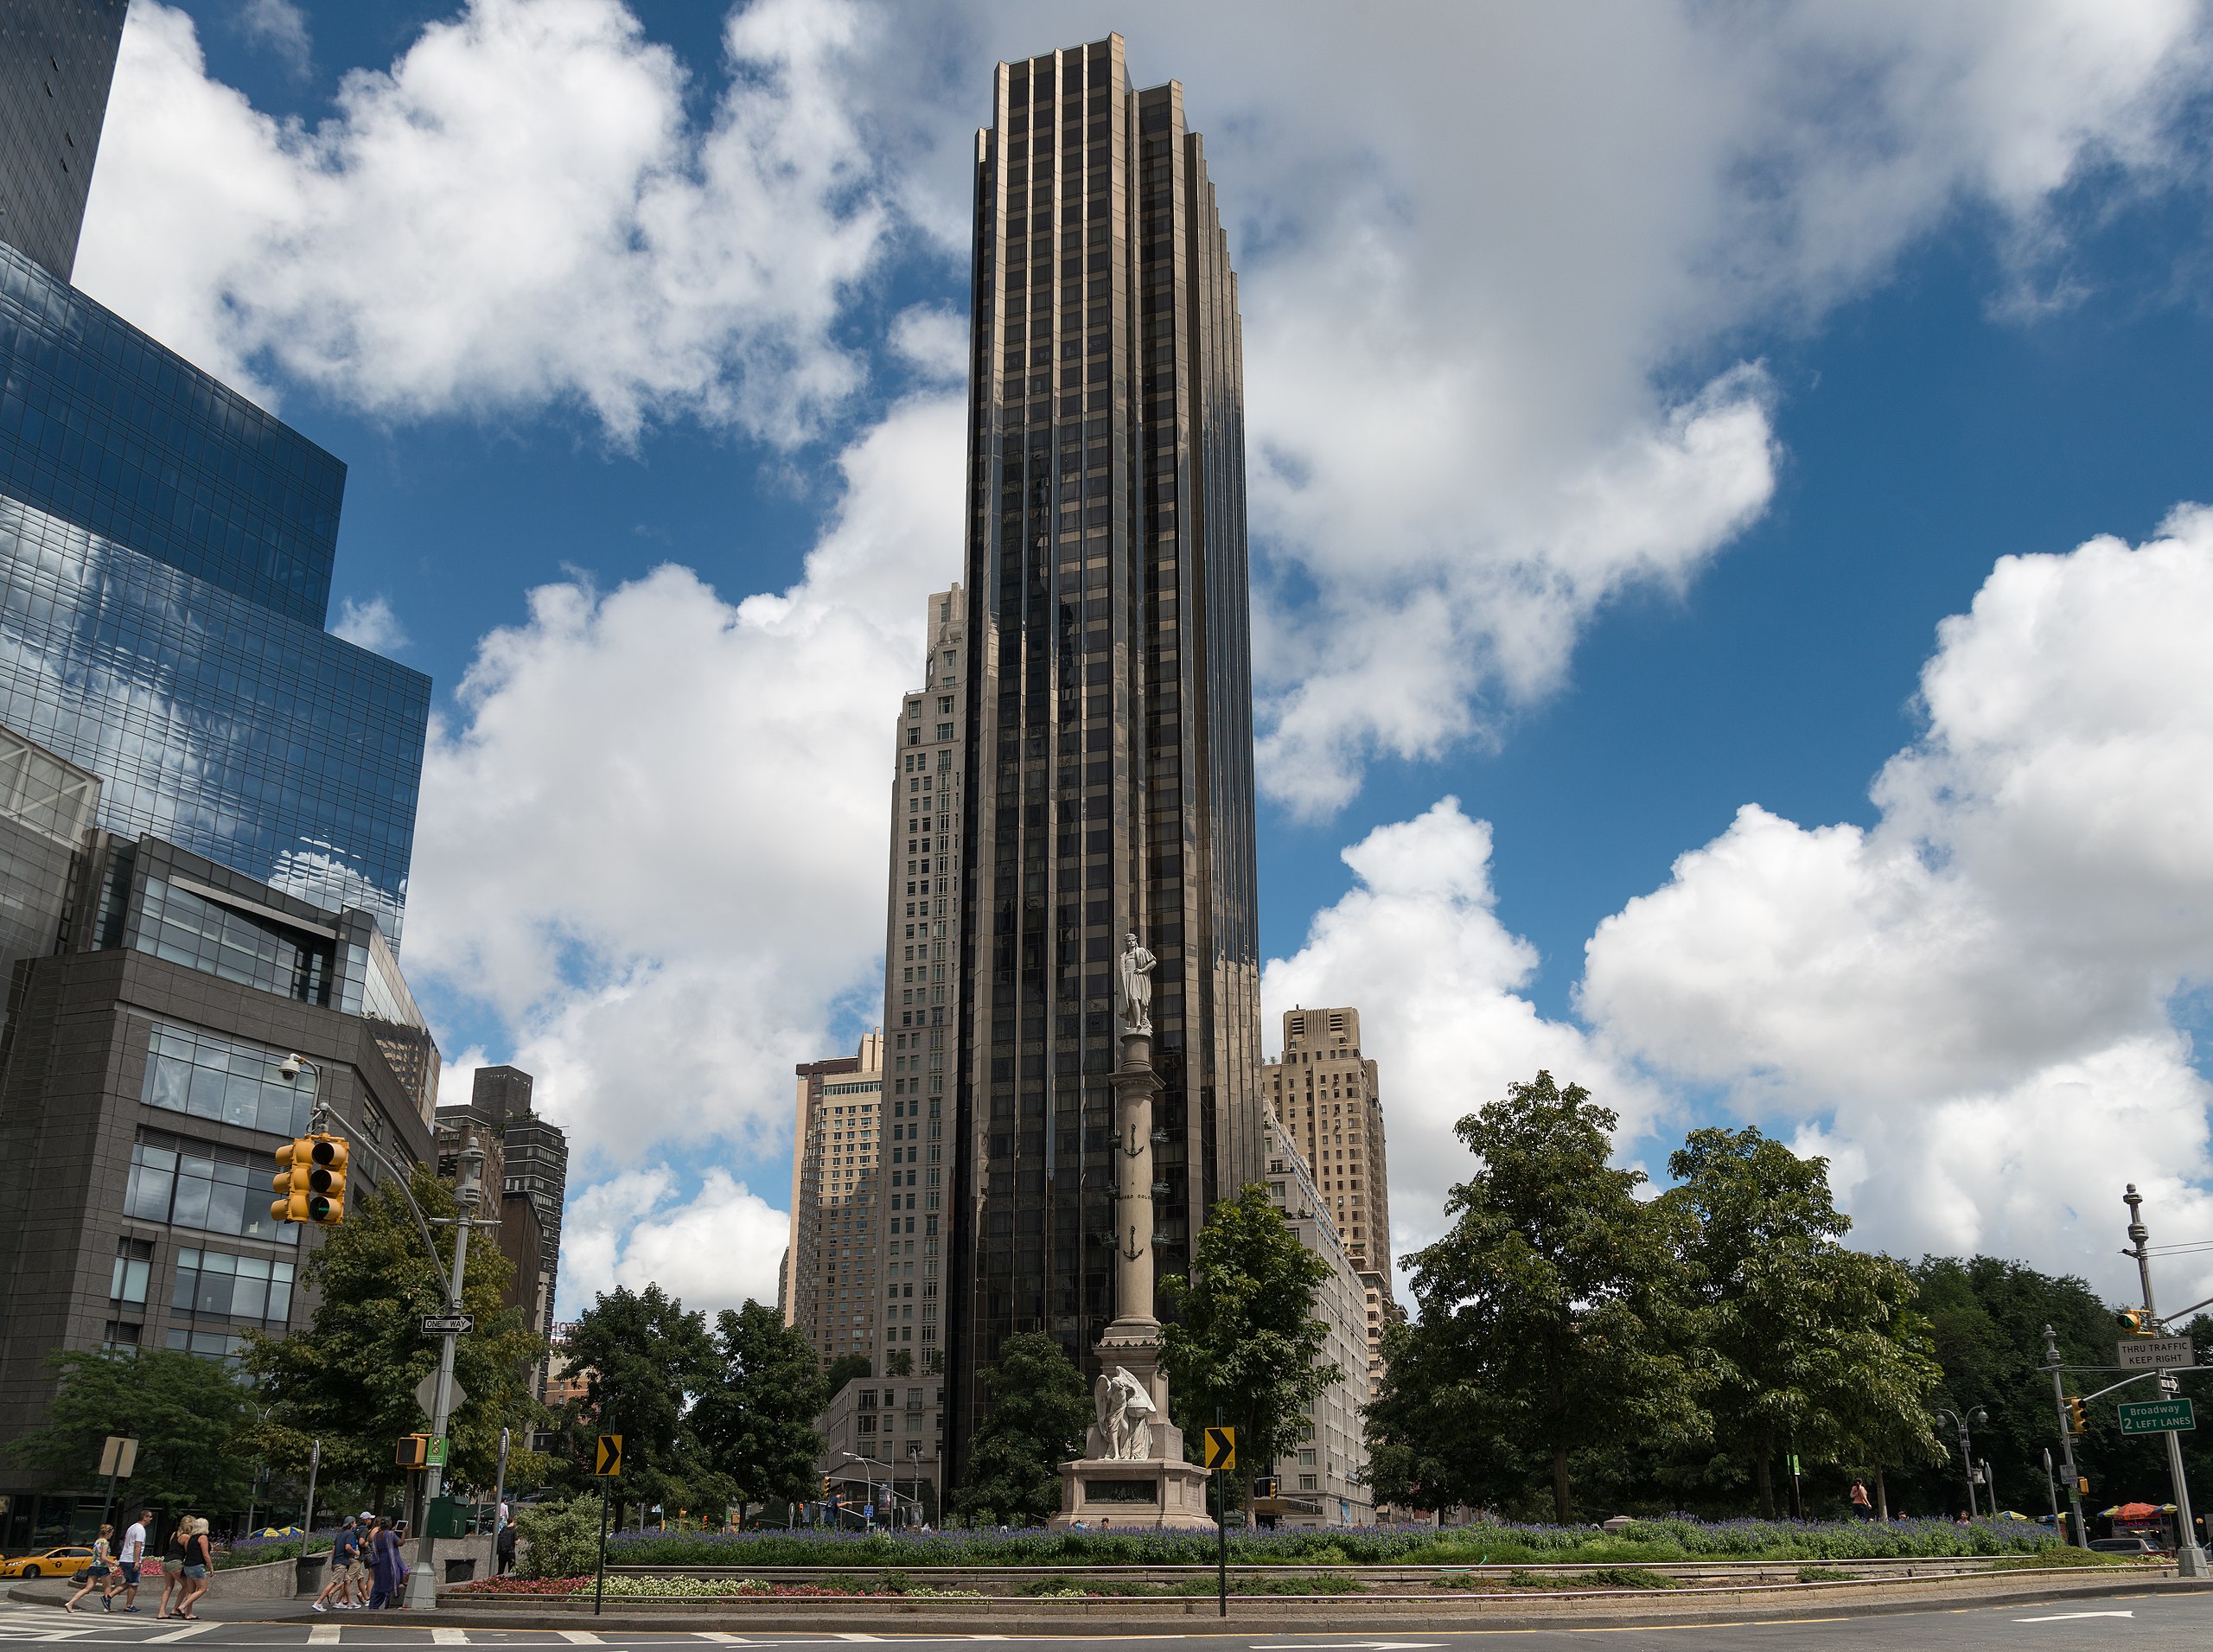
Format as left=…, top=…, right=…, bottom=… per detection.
left=115, top=1512, right=150, bottom=1612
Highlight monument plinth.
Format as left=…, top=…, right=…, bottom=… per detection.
left=1052, top=938, right=1215, bottom=1530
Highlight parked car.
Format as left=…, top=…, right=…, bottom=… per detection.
left=0, top=1546, right=95, bottom=1579
left=2089, top=1536, right=2160, bottom=1554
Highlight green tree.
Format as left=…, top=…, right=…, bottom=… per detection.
left=824, top=1354, right=871, bottom=1397
left=1367, top=1071, right=1702, bottom=1521
left=1160, top=1183, right=1338, bottom=1507
left=557, top=1284, right=721, bottom=1524
left=6, top=1349, right=255, bottom=1518
left=244, top=1167, right=547, bottom=1508
left=949, top=1333, right=1089, bottom=1527
left=694, top=1300, right=828, bottom=1519
left=1660, top=1126, right=1942, bottom=1515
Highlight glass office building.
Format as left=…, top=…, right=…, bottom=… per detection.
left=0, top=0, right=128, bottom=283
left=945, top=35, right=1261, bottom=1464
left=0, top=240, right=429, bottom=943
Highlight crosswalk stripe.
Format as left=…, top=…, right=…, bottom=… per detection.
left=834, top=1637, right=885, bottom=1643
left=430, top=1630, right=469, bottom=1645
left=695, top=1636, right=751, bottom=1644
left=558, top=1634, right=603, bottom=1645
left=309, top=1624, right=341, bottom=1644
left=145, top=1625, right=217, bottom=1644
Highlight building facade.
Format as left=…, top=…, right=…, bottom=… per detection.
left=945, top=32, right=1260, bottom=1469
left=0, top=830, right=436, bottom=1549
left=812, top=1374, right=945, bottom=1527
left=781, top=1035, right=883, bottom=1366
left=0, top=0, right=127, bottom=283
left=1257, top=1108, right=1374, bottom=1527
left=1262, top=1006, right=1399, bottom=1402
left=434, top=1064, right=567, bottom=1398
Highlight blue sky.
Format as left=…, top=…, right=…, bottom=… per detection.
left=74, top=0, right=2213, bottom=1315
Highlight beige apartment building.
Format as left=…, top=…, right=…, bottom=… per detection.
left=1258, top=1108, right=1374, bottom=1525
left=1262, top=1006, right=1400, bottom=1401
left=781, top=1034, right=885, bottom=1367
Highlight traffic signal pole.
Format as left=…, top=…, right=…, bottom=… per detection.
left=2123, top=1186, right=2209, bottom=1578
left=403, top=1144, right=481, bottom=1610
left=2043, top=1325, right=2089, bottom=1547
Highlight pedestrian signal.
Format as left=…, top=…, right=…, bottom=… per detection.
left=270, top=1134, right=348, bottom=1224
left=2066, top=1396, right=2088, bottom=1434
left=396, top=1433, right=429, bottom=1469
left=594, top=1433, right=624, bottom=1477
left=1201, top=1426, right=1235, bottom=1470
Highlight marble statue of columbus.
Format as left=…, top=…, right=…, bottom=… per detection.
left=1116, top=931, right=1157, bottom=1035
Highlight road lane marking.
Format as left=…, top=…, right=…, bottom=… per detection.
left=309, top=1627, right=341, bottom=1645
left=431, top=1630, right=469, bottom=1645
left=144, top=1625, right=217, bottom=1644
left=558, top=1634, right=604, bottom=1644
left=695, top=1636, right=753, bottom=1643
left=2016, top=1611, right=2136, bottom=1623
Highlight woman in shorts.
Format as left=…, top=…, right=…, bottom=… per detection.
left=156, top=1520, right=190, bottom=1619
left=175, top=1519, right=213, bottom=1620
left=62, top=1525, right=112, bottom=1614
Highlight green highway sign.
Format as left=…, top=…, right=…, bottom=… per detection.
left=2117, top=1398, right=2195, bottom=1436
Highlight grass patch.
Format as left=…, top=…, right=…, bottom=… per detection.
left=1505, top=1567, right=1681, bottom=1591
left=1795, top=1566, right=1860, bottom=1584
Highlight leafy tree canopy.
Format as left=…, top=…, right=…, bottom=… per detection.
left=555, top=1283, right=723, bottom=1520
left=243, top=1167, right=547, bottom=1501
left=694, top=1300, right=827, bottom=1514
left=6, top=1349, right=255, bottom=1518
left=825, top=1354, right=872, bottom=1398
left=1368, top=1071, right=1704, bottom=1521
left=1160, top=1183, right=1337, bottom=1503
left=949, top=1333, right=1089, bottom=1528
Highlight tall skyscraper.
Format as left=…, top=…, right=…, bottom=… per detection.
left=782, top=1034, right=883, bottom=1364
left=435, top=1065, right=568, bottom=1399
left=0, top=0, right=127, bottom=282
left=945, top=35, right=1260, bottom=1464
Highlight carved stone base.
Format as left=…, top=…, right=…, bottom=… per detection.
left=1049, top=1453, right=1215, bottom=1530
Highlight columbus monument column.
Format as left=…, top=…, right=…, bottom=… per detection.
left=1052, top=934, right=1215, bottom=1529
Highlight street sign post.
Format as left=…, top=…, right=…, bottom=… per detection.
left=2118, top=1399, right=2197, bottom=1436
left=422, top=1313, right=475, bottom=1336
left=2118, top=1336, right=2195, bottom=1370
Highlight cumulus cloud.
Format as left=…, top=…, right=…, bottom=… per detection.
left=562, top=1167, right=788, bottom=1317
left=238, top=0, right=310, bottom=75
left=1261, top=798, right=1665, bottom=1291
left=331, top=595, right=408, bottom=653
left=1580, top=509, right=2213, bottom=1300
left=78, top=0, right=888, bottom=442
left=405, top=390, right=963, bottom=1175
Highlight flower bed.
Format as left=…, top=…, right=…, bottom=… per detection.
left=586, top=1515, right=2063, bottom=1570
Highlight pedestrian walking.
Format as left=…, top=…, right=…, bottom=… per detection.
left=1848, top=1479, right=1873, bottom=1521
left=175, top=1518, right=213, bottom=1620
left=63, top=1526, right=112, bottom=1614
left=313, top=1517, right=360, bottom=1613
left=114, top=1509, right=150, bottom=1612
left=494, top=1519, right=517, bottom=1577
left=365, top=1518, right=404, bottom=1610
left=155, top=1518, right=189, bottom=1618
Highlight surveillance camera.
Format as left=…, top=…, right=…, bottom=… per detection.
left=279, top=1056, right=302, bottom=1081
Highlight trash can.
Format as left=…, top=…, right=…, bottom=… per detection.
left=294, top=1554, right=328, bottom=1598
left=443, top=1557, right=476, bottom=1584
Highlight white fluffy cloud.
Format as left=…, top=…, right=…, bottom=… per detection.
left=562, top=1167, right=789, bottom=1317
left=1261, top=799, right=1665, bottom=1293
left=330, top=595, right=407, bottom=652
left=1580, top=509, right=2213, bottom=1299
left=78, top=0, right=888, bottom=442
left=405, top=390, right=964, bottom=1174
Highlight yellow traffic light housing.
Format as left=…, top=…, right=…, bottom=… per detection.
left=2078, top=1476, right=2091, bottom=1496
left=2123, top=1307, right=2154, bottom=1336
left=2066, top=1396, right=2088, bottom=1434
left=271, top=1134, right=348, bottom=1225
left=396, top=1433, right=428, bottom=1470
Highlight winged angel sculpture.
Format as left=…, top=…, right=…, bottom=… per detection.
left=1094, top=1365, right=1157, bottom=1460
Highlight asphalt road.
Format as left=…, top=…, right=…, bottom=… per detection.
left=6, top=1591, right=2213, bottom=1651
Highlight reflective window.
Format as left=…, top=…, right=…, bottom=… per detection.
left=170, top=1247, right=295, bottom=1328
left=135, top=877, right=332, bottom=1003
left=141, top=1020, right=315, bottom=1137
left=124, top=1130, right=297, bottom=1245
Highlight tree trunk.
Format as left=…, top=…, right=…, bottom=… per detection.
left=1874, top=1464, right=1889, bottom=1522
left=1553, top=1442, right=1572, bottom=1523
left=1754, top=1446, right=1776, bottom=1520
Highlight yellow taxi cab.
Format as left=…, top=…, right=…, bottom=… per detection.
left=0, top=1546, right=95, bottom=1579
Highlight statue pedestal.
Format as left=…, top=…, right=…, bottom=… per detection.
left=1053, top=1447, right=1216, bottom=1530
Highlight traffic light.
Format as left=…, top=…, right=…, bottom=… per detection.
left=2123, top=1308, right=2155, bottom=1336
left=2066, top=1397, right=2088, bottom=1434
left=1253, top=1476, right=1279, bottom=1499
left=270, top=1134, right=348, bottom=1225
left=396, top=1433, right=428, bottom=1470
left=2078, top=1477, right=2091, bottom=1496
left=821, top=1475, right=832, bottom=1499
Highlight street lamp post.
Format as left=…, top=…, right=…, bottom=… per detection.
left=2122, top=1185, right=2210, bottom=1579
left=1934, top=1407, right=1988, bottom=1518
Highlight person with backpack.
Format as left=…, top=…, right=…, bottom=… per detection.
left=62, top=1525, right=112, bottom=1614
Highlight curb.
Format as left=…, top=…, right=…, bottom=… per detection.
left=406, top=1570, right=2208, bottom=1635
